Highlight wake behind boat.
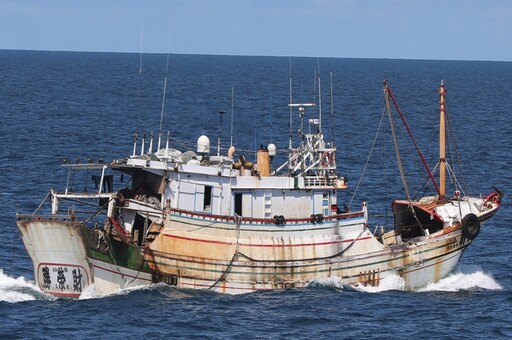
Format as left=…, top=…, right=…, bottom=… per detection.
left=16, top=78, right=502, bottom=297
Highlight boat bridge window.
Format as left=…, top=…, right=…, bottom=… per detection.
left=234, top=193, right=243, bottom=216
left=323, top=192, right=329, bottom=216
left=203, top=185, right=212, bottom=212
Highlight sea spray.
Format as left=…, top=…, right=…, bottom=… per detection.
left=0, top=269, right=48, bottom=303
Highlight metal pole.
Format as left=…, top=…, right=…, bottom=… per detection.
left=217, top=110, right=225, bottom=156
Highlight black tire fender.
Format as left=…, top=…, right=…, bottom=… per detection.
left=461, top=213, right=480, bottom=241
left=315, top=213, right=324, bottom=223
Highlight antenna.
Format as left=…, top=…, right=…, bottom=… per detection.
left=158, top=53, right=170, bottom=150
left=149, top=131, right=153, bottom=153
left=139, top=19, right=143, bottom=76
left=230, top=87, right=234, bottom=147
left=330, top=72, right=334, bottom=146
left=141, top=133, right=146, bottom=156
left=289, top=58, right=293, bottom=149
left=317, top=60, right=322, bottom=133
left=165, top=131, right=170, bottom=153
left=288, top=58, right=293, bottom=169
left=269, top=87, right=273, bottom=141
left=217, top=110, right=226, bottom=156
left=313, top=66, right=317, bottom=118
left=132, top=133, right=138, bottom=157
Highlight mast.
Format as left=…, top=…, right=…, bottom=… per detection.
left=384, top=83, right=412, bottom=201
left=330, top=72, right=334, bottom=146
left=384, top=81, right=441, bottom=196
left=288, top=58, right=293, bottom=171
left=317, top=59, right=322, bottom=133
left=158, top=53, right=170, bottom=150
left=230, top=86, right=234, bottom=147
left=139, top=19, right=143, bottom=76
left=439, top=80, right=446, bottom=200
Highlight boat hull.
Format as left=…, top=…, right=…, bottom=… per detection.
left=141, top=212, right=468, bottom=294
left=15, top=210, right=470, bottom=296
left=16, top=215, right=93, bottom=298
left=88, top=258, right=153, bottom=295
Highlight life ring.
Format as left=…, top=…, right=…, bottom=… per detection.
left=461, top=213, right=480, bottom=241
left=320, top=151, right=334, bottom=167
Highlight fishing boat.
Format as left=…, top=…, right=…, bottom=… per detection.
left=16, top=80, right=502, bottom=297
left=383, top=81, right=502, bottom=243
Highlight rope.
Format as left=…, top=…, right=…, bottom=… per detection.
left=208, top=214, right=242, bottom=290
left=32, top=190, right=52, bottom=214
left=82, top=196, right=116, bottom=224
left=445, top=105, right=470, bottom=195
left=208, top=225, right=367, bottom=290
left=349, top=106, right=387, bottom=208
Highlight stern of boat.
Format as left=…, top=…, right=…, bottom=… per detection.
left=16, top=214, right=93, bottom=298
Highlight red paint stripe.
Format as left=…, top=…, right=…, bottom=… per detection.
left=38, top=262, right=85, bottom=268
left=48, top=292, right=82, bottom=298
left=163, top=233, right=372, bottom=247
left=92, top=263, right=153, bottom=282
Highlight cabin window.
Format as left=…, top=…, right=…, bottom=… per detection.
left=323, top=192, right=329, bottom=216
left=204, top=185, right=213, bottom=212
left=234, top=193, right=243, bottom=216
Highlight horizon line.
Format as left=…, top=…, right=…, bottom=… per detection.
left=1, top=48, right=510, bottom=63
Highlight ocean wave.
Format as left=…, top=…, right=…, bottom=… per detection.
left=306, top=264, right=502, bottom=294
left=78, top=282, right=166, bottom=300
left=308, top=274, right=406, bottom=293
left=0, top=269, right=50, bottom=303
left=417, top=265, right=502, bottom=292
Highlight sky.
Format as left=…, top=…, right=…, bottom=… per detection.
left=0, top=0, right=511, bottom=61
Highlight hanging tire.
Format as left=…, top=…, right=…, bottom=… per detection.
left=279, top=215, right=286, bottom=225
left=461, top=213, right=480, bottom=241
left=315, top=213, right=324, bottom=223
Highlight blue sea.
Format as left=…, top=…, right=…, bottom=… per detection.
left=0, top=50, right=511, bottom=338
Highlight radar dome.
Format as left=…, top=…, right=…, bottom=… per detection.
left=268, top=143, right=277, bottom=157
left=197, top=135, right=210, bottom=154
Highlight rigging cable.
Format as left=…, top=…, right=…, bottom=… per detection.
left=383, top=82, right=425, bottom=233
left=385, top=82, right=441, bottom=196
left=348, top=106, right=387, bottom=209
left=158, top=53, right=171, bottom=150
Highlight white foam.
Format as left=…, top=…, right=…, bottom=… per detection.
left=78, top=283, right=98, bottom=300
left=353, top=274, right=406, bottom=293
left=308, top=276, right=349, bottom=290
left=0, top=269, right=43, bottom=303
left=418, top=265, right=502, bottom=292
left=308, top=275, right=406, bottom=292
left=79, top=282, right=158, bottom=300
left=307, top=265, right=501, bottom=294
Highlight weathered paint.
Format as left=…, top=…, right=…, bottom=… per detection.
left=88, top=258, right=153, bottom=295
left=16, top=215, right=93, bottom=297
left=138, top=210, right=471, bottom=294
